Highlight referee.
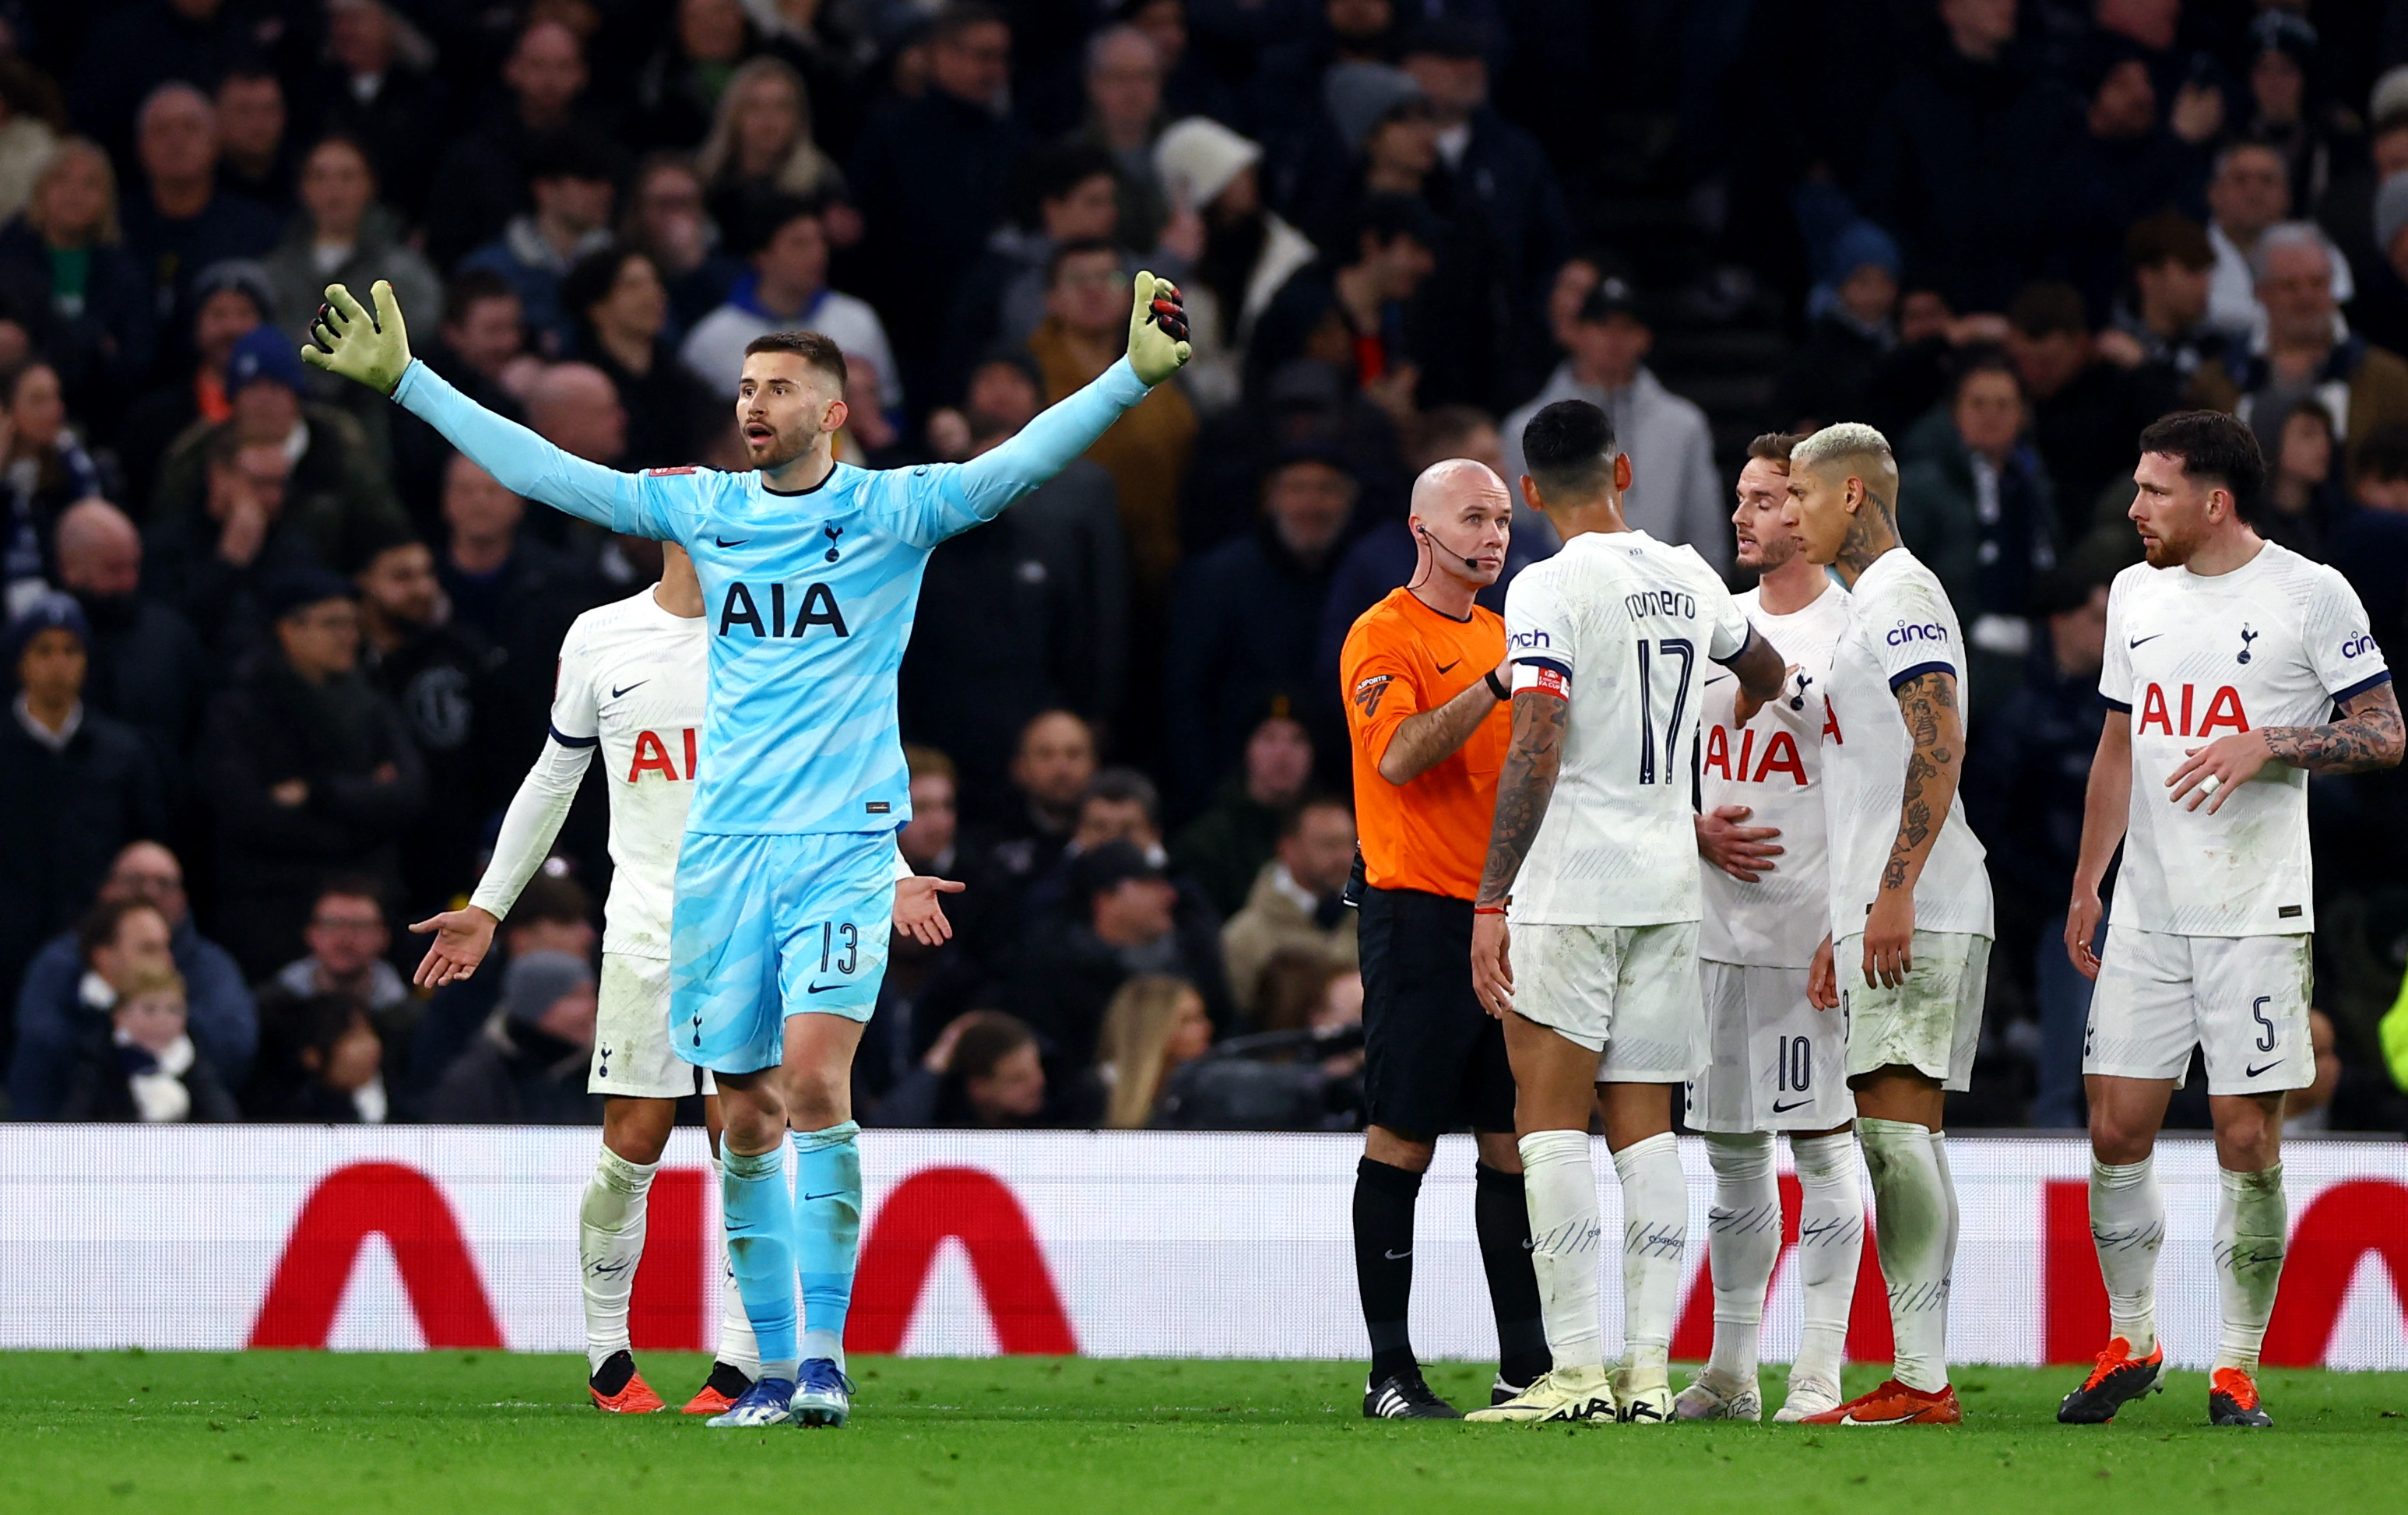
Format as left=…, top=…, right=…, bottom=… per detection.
left=1339, top=457, right=1547, bottom=1418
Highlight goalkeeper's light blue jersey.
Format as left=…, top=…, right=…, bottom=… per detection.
left=394, top=357, right=1150, bottom=838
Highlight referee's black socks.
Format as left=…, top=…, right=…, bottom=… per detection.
left=1352, top=1157, right=1423, bottom=1378
left=1475, top=1162, right=1552, bottom=1388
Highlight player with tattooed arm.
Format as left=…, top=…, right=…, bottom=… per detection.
left=1787, top=421, right=1994, bottom=1426
left=2057, top=412, right=2400, bottom=1429
left=1466, top=400, right=1787, bottom=1425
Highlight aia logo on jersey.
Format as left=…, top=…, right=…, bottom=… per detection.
left=2136, top=682, right=2249, bottom=737
left=2343, top=633, right=2378, bottom=659
left=717, top=582, right=849, bottom=639
left=1886, top=621, right=1946, bottom=646
left=629, top=728, right=699, bottom=783
left=1703, top=724, right=1807, bottom=786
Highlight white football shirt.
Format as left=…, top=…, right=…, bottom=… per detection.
left=546, top=589, right=709, bottom=959
left=1818, top=548, right=1994, bottom=939
left=1502, top=529, right=1752, bottom=926
left=2100, top=541, right=2390, bottom=936
left=1700, top=579, right=1850, bottom=967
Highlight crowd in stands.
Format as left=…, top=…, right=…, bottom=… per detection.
left=3, top=0, right=2408, bottom=1133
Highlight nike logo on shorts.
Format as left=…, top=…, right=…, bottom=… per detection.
left=1383, top=1248, right=1411, bottom=1260
left=806, top=980, right=847, bottom=994
left=611, top=680, right=647, bottom=698
left=2245, top=1059, right=2283, bottom=1078
left=714, top=536, right=750, bottom=548
left=803, top=1190, right=846, bottom=1201
left=1771, top=1098, right=1812, bottom=1113
left=2129, top=633, right=2164, bottom=647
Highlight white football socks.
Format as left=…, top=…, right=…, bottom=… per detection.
left=1701, top=1131, right=1778, bottom=1387
left=1789, top=1130, right=1863, bottom=1391
left=2090, top=1156, right=2164, bottom=1354
left=1518, top=1129, right=1604, bottom=1373
left=1611, top=1131, right=1687, bottom=1391
left=1858, top=1117, right=1951, bottom=1394
left=709, top=1158, right=762, bottom=1376
left=579, top=1146, right=658, bottom=1373
left=2215, top=1163, right=2287, bottom=1374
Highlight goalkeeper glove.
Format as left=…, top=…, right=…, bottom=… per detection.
left=1127, top=270, right=1192, bottom=387
left=300, top=280, right=414, bottom=396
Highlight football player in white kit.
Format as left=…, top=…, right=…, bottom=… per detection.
left=1785, top=422, right=1993, bottom=1427
left=2058, top=412, right=2401, bottom=1428
left=410, top=543, right=960, bottom=1414
left=1675, top=433, right=1863, bottom=1425
left=1466, top=400, right=1788, bottom=1425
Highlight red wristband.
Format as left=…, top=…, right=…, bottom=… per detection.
left=1472, top=904, right=1507, bottom=916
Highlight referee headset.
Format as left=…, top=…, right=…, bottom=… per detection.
left=1408, top=518, right=1495, bottom=593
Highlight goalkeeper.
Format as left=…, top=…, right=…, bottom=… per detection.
left=307, top=275, right=1191, bottom=1429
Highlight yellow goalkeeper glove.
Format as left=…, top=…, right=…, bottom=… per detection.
left=300, top=280, right=414, bottom=396
left=1127, top=269, right=1192, bottom=387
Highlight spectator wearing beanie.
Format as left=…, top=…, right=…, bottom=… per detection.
left=1152, top=117, right=1316, bottom=414
left=1778, top=220, right=1904, bottom=431
left=195, top=568, right=425, bottom=979
left=2350, top=170, right=2408, bottom=363
left=115, top=258, right=269, bottom=514
left=422, top=950, right=602, bottom=1124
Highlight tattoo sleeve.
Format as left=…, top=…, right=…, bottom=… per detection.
left=1880, top=669, right=1963, bottom=895
left=1475, top=691, right=1568, bottom=908
left=2259, top=684, right=2405, bottom=775
left=1380, top=677, right=1503, bottom=785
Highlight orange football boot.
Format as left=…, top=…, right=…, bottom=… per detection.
left=1799, top=1378, right=1963, bottom=1425
left=682, top=1361, right=757, bottom=1415
left=588, top=1350, right=666, bottom=1413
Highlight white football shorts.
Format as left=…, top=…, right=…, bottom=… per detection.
left=1689, top=959, right=1852, bottom=1133
left=1834, top=929, right=1988, bottom=1092
left=1511, top=919, right=1703, bottom=1082
left=592, top=951, right=714, bottom=1098
left=2083, top=926, right=2311, bottom=1095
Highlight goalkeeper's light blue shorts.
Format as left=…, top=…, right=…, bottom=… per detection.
left=670, top=831, right=895, bottom=1074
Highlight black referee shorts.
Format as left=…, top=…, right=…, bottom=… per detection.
left=1356, top=885, right=1517, bottom=1140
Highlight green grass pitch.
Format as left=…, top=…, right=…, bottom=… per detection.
left=5, top=1353, right=2403, bottom=1514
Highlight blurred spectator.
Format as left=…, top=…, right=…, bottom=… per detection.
left=902, top=351, right=1127, bottom=811
left=0, top=137, right=153, bottom=411
left=526, top=364, right=629, bottom=474
left=120, top=85, right=279, bottom=338
left=422, top=950, right=602, bottom=1124
left=694, top=57, right=851, bottom=241
left=260, top=135, right=441, bottom=350
left=390, top=273, right=533, bottom=522
left=1398, top=22, right=1570, bottom=413
left=459, top=139, right=620, bottom=358
left=65, top=0, right=253, bottom=163
left=1011, top=837, right=1225, bottom=1066
left=354, top=532, right=504, bottom=909
left=2236, top=14, right=2345, bottom=246
left=848, top=2, right=1028, bottom=408
left=1778, top=221, right=1904, bottom=432
left=195, top=570, right=426, bottom=977
left=1252, top=193, right=1435, bottom=429
left=0, top=62, right=58, bottom=227
left=2003, top=281, right=2168, bottom=535
left=945, top=142, right=1124, bottom=388
left=431, top=452, right=596, bottom=758
left=10, top=842, right=255, bottom=1118
left=0, top=596, right=167, bottom=1016
left=561, top=246, right=719, bottom=470
left=859, top=747, right=990, bottom=1084
left=2331, top=424, right=2408, bottom=663
left=117, top=258, right=267, bottom=510
left=1152, top=118, right=1316, bottom=413
left=1220, top=795, right=1359, bottom=1018
left=2255, top=399, right=2347, bottom=560
left=144, top=431, right=316, bottom=659
left=2050, top=48, right=2214, bottom=316
left=2191, top=223, right=2408, bottom=480
left=1501, top=276, right=1727, bottom=571
left=58, top=965, right=239, bottom=1123
left=261, top=876, right=410, bottom=1066
left=985, top=708, right=1096, bottom=883
left=52, top=498, right=208, bottom=766
left=214, top=64, right=293, bottom=213
left=2356, top=170, right=2408, bottom=364
left=241, top=988, right=387, bottom=1123
left=1162, top=449, right=1352, bottom=810
left=426, top=19, right=613, bottom=272
left=1898, top=350, right=2060, bottom=708
left=406, top=867, right=595, bottom=1098
left=620, top=153, right=743, bottom=336
left=1072, top=24, right=1172, bottom=252
left=640, top=0, right=760, bottom=154
left=1172, top=712, right=1315, bottom=920
left=2100, top=211, right=2223, bottom=395
left=2205, top=142, right=2347, bottom=339
left=870, top=1009, right=1050, bottom=1129
left=153, top=324, right=406, bottom=557
left=1124, top=0, right=1237, bottom=125
left=1030, top=237, right=1197, bottom=592
left=1, top=360, right=106, bottom=599
left=1964, top=568, right=2108, bottom=1127
left=1092, top=972, right=1212, bottom=1128
left=1860, top=0, right=2058, bottom=312
left=312, top=0, right=448, bottom=222
left=678, top=197, right=892, bottom=402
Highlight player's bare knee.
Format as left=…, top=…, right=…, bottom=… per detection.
left=2211, top=1093, right=2283, bottom=1170
left=1365, top=1126, right=1436, bottom=1172
left=781, top=1063, right=852, bottom=1133
left=603, top=1098, right=677, bottom=1166
left=2087, top=1103, right=2156, bottom=1165
left=1472, top=1130, right=1523, bottom=1173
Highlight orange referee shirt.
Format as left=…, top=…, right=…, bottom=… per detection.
left=1340, top=587, right=1510, bottom=901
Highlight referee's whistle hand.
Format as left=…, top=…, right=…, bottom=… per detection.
left=1471, top=913, right=1514, bottom=1019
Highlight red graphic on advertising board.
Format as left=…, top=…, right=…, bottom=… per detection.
left=249, top=1162, right=503, bottom=1348
left=1669, top=1174, right=1893, bottom=1362
left=848, top=1165, right=1077, bottom=1354
left=629, top=1166, right=707, bottom=1351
